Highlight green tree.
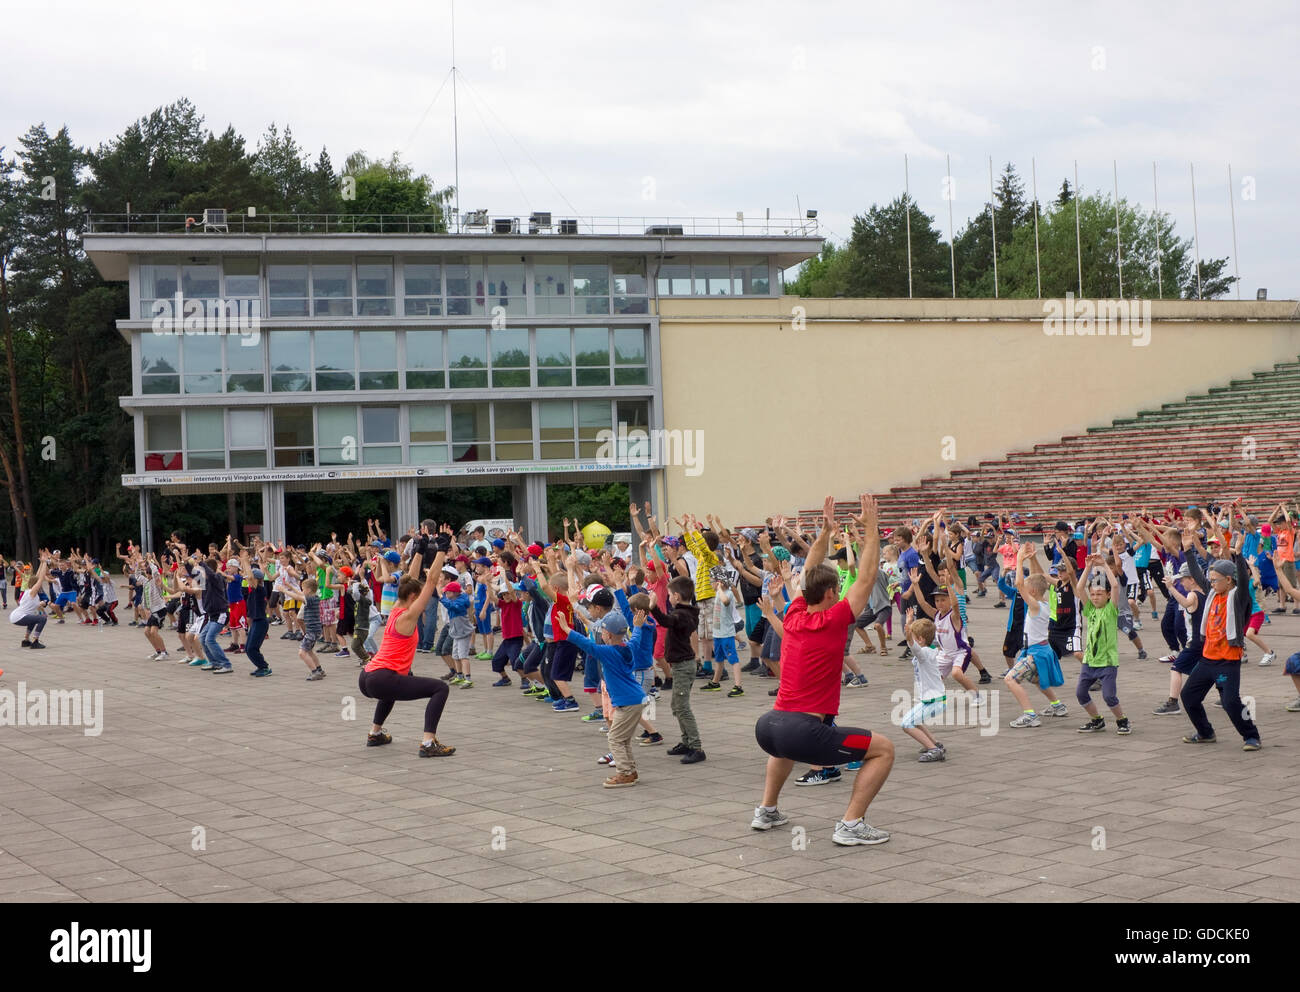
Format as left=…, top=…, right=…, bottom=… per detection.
left=339, top=151, right=453, bottom=231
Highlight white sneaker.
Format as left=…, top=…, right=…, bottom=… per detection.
left=1044, top=701, right=1069, bottom=717
left=751, top=807, right=791, bottom=831
left=155, top=651, right=169, bottom=660
left=1260, top=652, right=1276, bottom=667
left=831, top=819, right=890, bottom=846
left=1010, top=712, right=1042, bottom=728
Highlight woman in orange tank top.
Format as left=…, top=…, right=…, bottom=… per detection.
left=358, top=548, right=456, bottom=757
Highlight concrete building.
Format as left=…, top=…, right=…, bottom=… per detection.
left=83, top=215, right=822, bottom=549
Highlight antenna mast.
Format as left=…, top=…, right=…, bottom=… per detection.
left=451, top=0, right=460, bottom=232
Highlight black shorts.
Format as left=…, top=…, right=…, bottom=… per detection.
left=1048, top=630, right=1081, bottom=657
left=177, top=606, right=191, bottom=630
left=551, top=639, right=580, bottom=682
left=1002, top=628, right=1025, bottom=659
left=268, top=590, right=283, bottom=609
left=749, top=616, right=770, bottom=645
left=1173, top=646, right=1202, bottom=675
left=755, top=709, right=872, bottom=766
left=145, top=609, right=167, bottom=629
left=492, top=636, right=524, bottom=673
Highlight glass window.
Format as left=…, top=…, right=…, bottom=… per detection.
left=534, top=256, right=570, bottom=315
left=614, top=327, right=648, bottom=385
left=225, top=333, right=265, bottom=392
left=612, top=256, right=648, bottom=313
left=493, top=402, right=532, bottom=460
left=451, top=402, right=491, bottom=462
left=616, top=400, right=651, bottom=461
left=140, top=261, right=178, bottom=301
left=409, top=404, right=448, bottom=464
left=314, top=329, right=356, bottom=391
left=359, top=330, right=398, bottom=390
left=447, top=328, right=488, bottom=388
left=223, top=257, right=260, bottom=298
left=405, top=329, right=444, bottom=389
left=485, top=257, right=526, bottom=316
left=182, top=262, right=220, bottom=299
left=268, top=260, right=309, bottom=316
left=141, top=332, right=180, bottom=393
left=539, top=401, right=575, bottom=459
left=732, top=255, right=770, bottom=295
left=273, top=406, right=315, bottom=466
left=357, top=256, right=394, bottom=316
left=143, top=413, right=182, bottom=472
left=229, top=409, right=266, bottom=447
left=185, top=409, right=224, bottom=469
left=312, top=262, right=353, bottom=316
left=362, top=406, right=402, bottom=464
left=491, top=327, right=529, bottom=387
left=574, top=327, right=610, bottom=386
left=572, top=258, right=610, bottom=315
left=318, top=406, right=358, bottom=465
left=270, top=329, right=311, bottom=392
left=656, top=257, right=691, bottom=296
left=694, top=261, right=731, bottom=295
left=444, top=255, right=474, bottom=316
left=536, top=327, right=572, bottom=387
left=227, top=409, right=268, bottom=468
left=403, top=257, right=442, bottom=316
left=577, top=400, right=612, bottom=457
left=182, top=334, right=223, bottom=394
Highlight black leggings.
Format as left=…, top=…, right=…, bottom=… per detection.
left=359, top=669, right=449, bottom=734
left=755, top=709, right=872, bottom=766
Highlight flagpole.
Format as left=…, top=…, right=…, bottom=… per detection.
left=1153, top=162, right=1162, bottom=299
left=905, top=154, right=913, bottom=299
left=946, top=154, right=956, bottom=299
left=1074, top=160, right=1083, bottom=297
left=1190, top=162, right=1203, bottom=299
left=988, top=156, right=998, bottom=298
left=1227, top=164, right=1241, bottom=300
left=1113, top=160, right=1123, bottom=297
left=1031, top=156, right=1041, bottom=297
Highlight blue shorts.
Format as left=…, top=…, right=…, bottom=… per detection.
left=899, top=696, right=948, bottom=729
left=55, top=592, right=77, bottom=608
left=713, top=636, right=739, bottom=667
left=476, top=610, right=493, bottom=635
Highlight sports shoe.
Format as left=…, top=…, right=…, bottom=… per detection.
left=700, top=682, right=722, bottom=692
left=19, top=640, right=30, bottom=648
left=29, top=641, right=45, bottom=649
left=1151, top=610, right=1159, bottom=620
left=476, top=651, right=493, bottom=660
left=1158, top=653, right=1178, bottom=663
left=1116, top=718, right=1132, bottom=735
left=1242, top=738, right=1262, bottom=751
left=727, top=685, right=745, bottom=697
left=994, top=601, right=1006, bottom=609
left=742, top=660, right=762, bottom=674
left=250, top=668, right=272, bottom=677
left=441, top=671, right=457, bottom=682
left=581, top=710, right=604, bottom=722
left=845, top=759, right=864, bottom=770
left=211, top=665, right=233, bottom=674
left=334, top=649, right=350, bottom=658
left=977, top=670, right=992, bottom=685
left=597, top=752, right=615, bottom=765
left=306, top=668, right=325, bottom=681
left=750, top=807, right=790, bottom=830
left=768, top=688, right=778, bottom=696
left=1153, top=698, right=1180, bottom=715
left=418, top=738, right=455, bottom=757
left=846, top=675, right=869, bottom=688
left=679, top=749, right=707, bottom=764
left=667, top=743, right=690, bottom=756
left=367, top=731, right=392, bottom=747
left=449, top=674, right=465, bottom=686
left=199, top=662, right=214, bottom=671
left=1260, top=652, right=1276, bottom=667
left=603, top=771, right=638, bottom=788
left=458, top=679, right=473, bottom=689
left=1181, top=733, right=1216, bottom=744
left=1010, top=712, right=1041, bottom=728
left=638, top=732, right=664, bottom=746
left=918, top=747, right=946, bottom=762
left=900, top=647, right=913, bottom=661
left=1286, top=698, right=1300, bottom=713
left=1044, top=701, right=1069, bottom=717
left=1136, top=650, right=1148, bottom=660
left=553, top=698, right=579, bottom=712
left=795, top=767, right=841, bottom=786
left=491, top=677, right=511, bottom=687
left=831, top=819, right=890, bottom=846
left=1078, top=717, right=1106, bottom=733
left=662, top=677, right=673, bottom=690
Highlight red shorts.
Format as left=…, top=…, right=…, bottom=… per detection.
left=1247, top=611, right=1264, bottom=634
left=228, top=601, right=247, bottom=630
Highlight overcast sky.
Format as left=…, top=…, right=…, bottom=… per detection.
left=4, top=0, right=1297, bottom=296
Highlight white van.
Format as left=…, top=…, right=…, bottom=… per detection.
left=461, top=519, right=514, bottom=541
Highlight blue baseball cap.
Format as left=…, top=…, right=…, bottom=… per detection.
left=383, top=550, right=401, bottom=564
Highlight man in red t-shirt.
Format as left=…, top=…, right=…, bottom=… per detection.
left=752, top=494, right=896, bottom=846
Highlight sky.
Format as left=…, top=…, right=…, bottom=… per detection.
left=3, top=0, right=1298, bottom=296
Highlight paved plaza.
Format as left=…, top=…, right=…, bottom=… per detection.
left=3, top=596, right=1300, bottom=903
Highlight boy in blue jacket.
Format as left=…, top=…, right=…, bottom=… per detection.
left=555, top=609, right=646, bottom=788
left=440, top=581, right=475, bottom=687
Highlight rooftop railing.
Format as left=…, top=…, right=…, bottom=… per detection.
left=84, top=212, right=820, bottom=237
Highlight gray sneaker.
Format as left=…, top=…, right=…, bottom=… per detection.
left=831, top=819, right=891, bottom=846
left=1259, top=652, right=1276, bottom=667
left=750, top=807, right=790, bottom=831
left=1044, top=701, right=1069, bottom=717
left=1286, top=698, right=1300, bottom=713
left=917, top=747, right=946, bottom=762
left=1153, top=698, right=1181, bottom=715
left=1010, top=712, right=1042, bottom=728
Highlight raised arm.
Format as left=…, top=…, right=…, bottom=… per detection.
left=803, top=496, right=836, bottom=571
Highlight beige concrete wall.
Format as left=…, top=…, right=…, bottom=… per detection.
left=656, top=297, right=1300, bottom=524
